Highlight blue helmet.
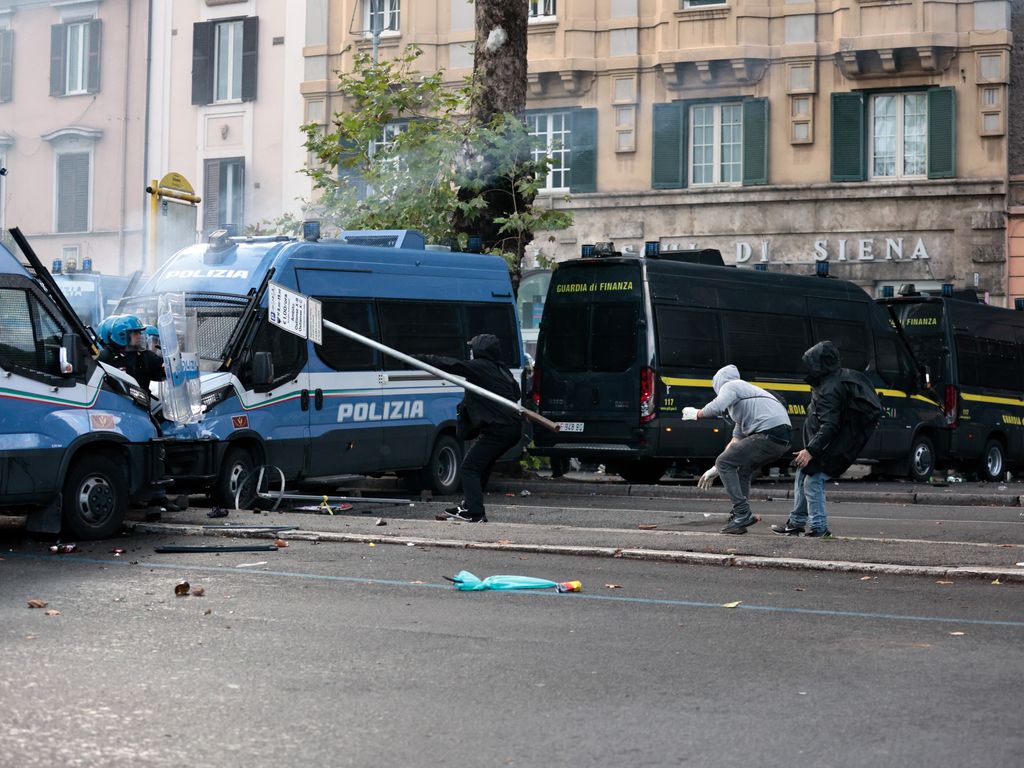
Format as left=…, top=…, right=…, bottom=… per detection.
left=110, top=314, right=146, bottom=347
left=95, top=315, right=120, bottom=345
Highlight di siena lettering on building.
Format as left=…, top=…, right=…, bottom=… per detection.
left=734, top=237, right=932, bottom=264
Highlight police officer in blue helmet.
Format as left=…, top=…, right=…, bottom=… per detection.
left=97, top=314, right=166, bottom=393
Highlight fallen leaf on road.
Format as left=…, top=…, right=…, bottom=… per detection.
left=368, top=543, right=376, bottom=548
left=859, top=576, right=873, bottom=581
left=613, top=550, right=623, bottom=558
left=935, top=580, right=954, bottom=585
left=637, top=524, right=658, bottom=530
left=174, top=581, right=190, bottom=596
left=949, top=631, right=965, bottom=636
left=274, top=539, right=288, bottom=547
left=44, top=609, right=61, bottom=616
left=604, top=583, right=623, bottom=589
left=409, top=581, right=425, bottom=585
left=722, top=601, right=742, bottom=609
left=374, top=518, right=386, bottom=526
left=27, top=599, right=48, bottom=609
left=991, top=579, right=1002, bottom=585
left=191, top=586, right=205, bottom=597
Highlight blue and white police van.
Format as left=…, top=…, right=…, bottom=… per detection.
left=117, top=228, right=524, bottom=506
left=0, top=228, right=165, bottom=539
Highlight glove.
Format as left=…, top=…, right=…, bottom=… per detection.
left=681, top=407, right=700, bottom=421
left=697, top=467, right=719, bottom=490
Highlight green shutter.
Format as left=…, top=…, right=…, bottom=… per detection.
left=191, top=22, right=214, bottom=106
left=652, top=101, right=686, bottom=189
left=0, top=30, right=13, bottom=103
left=241, top=16, right=259, bottom=103
left=927, top=87, right=956, bottom=179
left=742, top=97, right=768, bottom=186
left=50, top=24, right=66, bottom=97
left=86, top=20, right=101, bottom=94
left=569, top=108, right=597, bottom=193
left=830, top=92, right=865, bottom=182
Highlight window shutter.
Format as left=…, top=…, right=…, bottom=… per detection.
left=0, top=30, right=13, bottom=103
left=652, top=101, right=686, bottom=189
left=830, top=92, right=865, bottom=181
left=742, top=97, right=769, bottom=186
left=569, top=108, right=597, bottom=193
left=191, top=22, right=214, bottom=106
left=86, top=19, right=102, bottom=94
left=203, top=159, right=221, bottom=234
left=57, top=153, right=90, bottom=233
left=927, top=87, right=956, bottom=179
left=50, top=24, right=66, bottom=97
left=241, top=17, right=259, bottom=102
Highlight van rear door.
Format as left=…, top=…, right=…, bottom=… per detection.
left=538, top=261, right=645, bottom=441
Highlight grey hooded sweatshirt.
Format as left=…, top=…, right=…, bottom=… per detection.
left=700, top=365, right=791, bottom=439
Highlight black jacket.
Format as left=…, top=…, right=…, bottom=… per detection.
left=418, top=334, right=521, bottom=430
left=98, top=347, right=166, bottom=392
left=802, top=341, right=849, bottom=477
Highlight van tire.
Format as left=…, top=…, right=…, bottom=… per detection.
left=907, top=435, right=936, bottom=483
left=614, top=460, right=667, bottom=485
left=979, top=438, right=1006, bottom=483
left=213, top=446, right=255, bottom=509
left=418, top=435, right=462, bottom=496
left=61, top=454, right=128, bottom=540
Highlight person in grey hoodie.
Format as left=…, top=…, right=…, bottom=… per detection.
left=681, top=365, right=792, bottom=534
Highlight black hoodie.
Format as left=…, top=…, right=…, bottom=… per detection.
left=801, top=341, right=847, bottom=476
left=417, top=334, right=522, bottom=429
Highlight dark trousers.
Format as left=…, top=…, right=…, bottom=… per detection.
left=462, top=423, right=522, bottom=518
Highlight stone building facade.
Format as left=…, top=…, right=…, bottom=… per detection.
left=306, top=0, right=1012, bottom=302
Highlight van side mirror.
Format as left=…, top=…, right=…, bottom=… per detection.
left=60, top=333, right=83, bottom=377
left=252, top=351, right=274, bottom=388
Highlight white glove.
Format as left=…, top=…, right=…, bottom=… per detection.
left=681, top=407, right=700, bottom=421
left=697, top=467, right=719, bottom=490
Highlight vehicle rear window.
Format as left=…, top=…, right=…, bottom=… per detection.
left=655, top=306, right=722, bottom=370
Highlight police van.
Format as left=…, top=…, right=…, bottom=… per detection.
left=117, top=229, right=524, bottom=505
left=880, top=286, right=1024, bottom=481
left=530, top=244, right=945, bottom=483
left=0, top=228, right=165, bottom=539
left=51, top=257, right=137, bottom=327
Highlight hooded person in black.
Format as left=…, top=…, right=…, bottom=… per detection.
left=772, top=340, right=844, bottom=537
left=417, top=334, right=522, bottom=522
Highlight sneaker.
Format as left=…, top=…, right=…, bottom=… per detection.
left=770, top=522, right=805, bottom=536
left=721, top=514, right=759, bottom=534
left=445, top=506, right=487, bottom=523
left=445, top=503, right=469, bottom=516
left=804, top=528, right=833, bottom=538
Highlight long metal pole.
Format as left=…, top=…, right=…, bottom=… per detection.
left=321, top=318, right=560, bottom=433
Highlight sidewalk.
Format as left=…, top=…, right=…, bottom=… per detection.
left=127, top=481, right=1024, bottom=583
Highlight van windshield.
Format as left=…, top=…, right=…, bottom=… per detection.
left=542, top=264, right=641, bottom=373
left=891, top=301, right=947, bottom=386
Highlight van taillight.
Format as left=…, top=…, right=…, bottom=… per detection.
left=531, top=365, right=541, bottom=407
left=944, top=385, right=959, bottom=426
left=640, top=367, right=656, bottom=424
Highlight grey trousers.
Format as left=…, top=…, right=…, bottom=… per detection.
left=714, top=434, right=790, bottom=519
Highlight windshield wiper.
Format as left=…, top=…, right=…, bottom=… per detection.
left=219, top=267, right=275, bottom=371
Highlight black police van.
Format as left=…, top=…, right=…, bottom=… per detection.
left=530, top=244, right=945, bottom=483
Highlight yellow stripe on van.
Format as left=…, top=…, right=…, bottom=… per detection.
left=661, top=377, right=940, bottom=407
left=660, top=377, right=714, bottom=388
left=911, top=394, right=941, bottom=406
left=961, top=392, right=1024, bottom=407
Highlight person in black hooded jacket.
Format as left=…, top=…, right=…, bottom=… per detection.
left=772, top=340, right=845, bottom=538
left=417, top=334, right=522, bottom=522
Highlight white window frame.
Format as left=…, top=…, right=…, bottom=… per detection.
left=683, top=0, right=727, bottom=9
left=64, top=20, right=90, bottom=96
left=868, top=92, right=928, bottom=181
left=527, top=111, right=572, bottom=193
left=364, top=0, right=401, bottom=36
left=213, top=19, right=244, bottom=103
left=53, top=149, right=93, bottom=234
left=529, top=1, right=557, bottom=21
left=688, top=102, right=743, bottom=187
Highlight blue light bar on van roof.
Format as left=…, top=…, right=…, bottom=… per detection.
left=644, top=241, right=660, bottom=257
left=1016, top=298, right=1024, bottom=311
left=467, top=235, right=482, bottom=253
left=815, top=260, right=829, bottom=277
left=881, top=285, right=895, bottom=298
left=82, top=257, right=92, bottom=271
left=303, top=220, right=321, bottom=242
left=941, top=283, right=953, bottom=297
left=52, top=258, right=62, bottom=274
left=580, top=244, right=596, bottom=257
left=341, top=230, right=426, bottom=250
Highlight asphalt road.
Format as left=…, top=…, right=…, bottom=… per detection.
left=2, top=528, right=1022, bottom=768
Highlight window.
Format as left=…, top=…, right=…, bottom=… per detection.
left=55, top=151, right=91, bottom=233
left=655, top=306, right=722, bottom=370
left=364, top=0, right=400, bottom=34
left=378, top=300, right=463, bottom=369
left=690, top=103, right=742, bottom=185
left=463, top=303, right=520, bottom=368
left=683, top=0, right=727, bottom=8
left=526, top=109, right=598, bottom=193
left=979, top=86, right=1004, bottom=136
left=0, top=29, right=13, bottom=103
left=791, top=96, right=812, bottom=144
left=831, top=89, right=955, bottom=181
left=722, top=312, right=810, bottom=376
left=192, top=17, right=259, bottom=106
left=870, top=93, right=927, bottom=179
left=652, top=99, right=767, bottom=189
left=244, top=319, right=306, bottom=389
left=811, top=319, right=871, bottom=372
left=203, top=157, right=245, bottom=236
left=529, top=1, right=557, bottom=20
left=316, top=299, right=377, bottom=371
left=49, top=19, right=101, bottom=97
left=0, top=288, right=65, bottom=376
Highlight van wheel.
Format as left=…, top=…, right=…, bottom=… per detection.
left=61, top=454, right=128, bottom=540
left=213, top=447, right=255, bottom=508
left=907, top=435, right=935, bottom=483
left=418, top=435, right=462, bottom=495
left=614, top=460, right=667, bottom=485
left=979, top=438, right=1006, bottom=483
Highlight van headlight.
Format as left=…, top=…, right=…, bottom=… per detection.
left=127, top=384, right=151, bottom=410
left=201, top=386, right=234, bottom=412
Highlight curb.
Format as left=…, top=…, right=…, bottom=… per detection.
left=126, top=521, right=1024, bottom=584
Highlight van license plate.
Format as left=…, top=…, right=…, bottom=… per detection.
left=558, top=422, right=584, bottom=432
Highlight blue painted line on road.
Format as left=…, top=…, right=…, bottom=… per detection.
left=5, top=551, right=1023, bottom=628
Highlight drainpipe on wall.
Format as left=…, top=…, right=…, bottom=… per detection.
left=117, top=0, right=135, bottom=276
